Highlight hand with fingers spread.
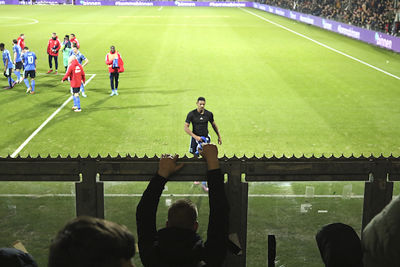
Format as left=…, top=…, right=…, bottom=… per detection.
left=199, top=144, right=219, bottom=170
left=157, top=154, right=184, bottom=179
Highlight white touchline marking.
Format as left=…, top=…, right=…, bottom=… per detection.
left=0, top=193, right=364, bottom=199
left=158, top=6, right=163, bottom=11
left=239, top=8, right=400, bottom=81
left=10, top=74, right=96, bottom=158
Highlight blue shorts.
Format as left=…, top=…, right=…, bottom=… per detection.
left=189, top=135, right=211, bottom=155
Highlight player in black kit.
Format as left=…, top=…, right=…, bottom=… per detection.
left=184, top=97, right=222, bottom=154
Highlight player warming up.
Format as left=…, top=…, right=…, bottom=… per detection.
left=47, top=33, right=60, bottom=74
left=105, top=45, right=124, bottom=96
left=62, top=55, right=85, bottom=112
left=1, top=43, right=17, bottom=89
left=13, top=39, right=23, bottom=83
left=69, top=44, right=89, bottom=97
left=22, top=47, right=37, bottom=94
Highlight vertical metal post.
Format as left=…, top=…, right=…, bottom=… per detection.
left=75, top=159, right=104, bottom=218
left=224, top=159, right=248, bottom=267
left=362, top=159, right=393, bottom=231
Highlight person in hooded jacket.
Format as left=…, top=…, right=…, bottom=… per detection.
left=61, top=55, right=85, bottom=112
left=362, top=194, right=400, bottom=267
left=136, top=144, right=229, bottom=267
left=316, top=222, right=363, bottom=267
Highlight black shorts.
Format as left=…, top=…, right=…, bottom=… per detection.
left=24, top=70, right=36, bottom=78
left=15, top=61, right=23, bottom=70
left=72, top=87, right=80, bottom=94
left=189, top=135, right=211, bottom=154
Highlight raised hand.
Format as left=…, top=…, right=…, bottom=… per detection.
left=157, top=154, right=184, bottom=179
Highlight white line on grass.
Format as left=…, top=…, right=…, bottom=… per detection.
left=10, top=74, right=96, bottom=158
left=0, top=193, right=364, bottom=198
left=0, top=17, right=39, bottom=26
left=239, top=8, right=400, bottom=81
left=158, top=6, right=163, bottom=11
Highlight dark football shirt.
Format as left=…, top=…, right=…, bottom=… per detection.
left=185, top=109, right=214, bottom=136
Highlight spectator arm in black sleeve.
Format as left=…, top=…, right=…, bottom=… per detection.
left=204, top=169, right=230, bottom=266
left=136, top=174, right=167, bottom=266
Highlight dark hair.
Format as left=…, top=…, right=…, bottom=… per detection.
left=197, top=97, right=206, bottom=102
left=0, top=43, right=4, bottom=48
left=65, top=35, right=69, bottom=38
left=12, top=39, right=17, bottom=44
left=24, top=47, right=29, bottom=50
left=316, top=223, right=363, bottom=267
left=20, top=33, right=24, bottom=36
left=71, top=33, right=75, bottom=37
left=49, top=216, right=136, bottom=267
left=52, top=32, right=56, bottom=35
left=167, top=199, right=198, bottom=230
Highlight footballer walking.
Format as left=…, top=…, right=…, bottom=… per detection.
left=62, top=55, right=85, bottom=112
left=1, top=43, right=17, bottom=89
left=69, top=44, right=89, bottom=97
left=22, top=47, right=37, bottom=94
left=184, top=97, right=222, bottom=191
left=12, top=39, right=23, bottom=83
left=105, top=45, right=124, bottom=96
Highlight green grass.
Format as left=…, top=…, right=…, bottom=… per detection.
left=1, top=5, right=400, bottom=267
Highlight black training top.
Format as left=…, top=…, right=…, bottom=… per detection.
left=185, top=109, right=214, bottom=136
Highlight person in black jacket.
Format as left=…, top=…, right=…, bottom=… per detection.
left=136, top=144, right=229, bottom=267
left=0, top=247, right=38, bottom=267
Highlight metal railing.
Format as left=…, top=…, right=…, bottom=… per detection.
left=1, top=155, right=399, bottom=266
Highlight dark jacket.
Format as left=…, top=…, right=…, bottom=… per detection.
left=136, top=169, right=229, bottom=267
left=0, top=248, right=38, bottom=267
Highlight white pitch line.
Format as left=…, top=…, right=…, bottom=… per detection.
left=0, top=193, right=364, bottom=198
left=239, top=8, right=400, bottom=81
left=158, top=6, right=163, bottom=11
left=10, top=74, right=96, bottom=158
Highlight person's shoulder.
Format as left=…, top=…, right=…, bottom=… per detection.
left=188, top=109, right=197, bottom=115
left=204, top=109, right=213, bottom=115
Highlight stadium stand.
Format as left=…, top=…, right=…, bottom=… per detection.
left=259, top=0, right=400, bottom=35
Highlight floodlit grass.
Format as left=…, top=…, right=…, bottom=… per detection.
left=1, top=5, right=400, bottom=267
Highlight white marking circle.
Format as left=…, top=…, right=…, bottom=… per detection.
left=0, top=16, right=39, bottom=26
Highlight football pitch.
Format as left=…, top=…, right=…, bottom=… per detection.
left=1, top=5, right=400, bottom=267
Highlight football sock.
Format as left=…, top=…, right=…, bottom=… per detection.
left=76, top=97, right=81, bottom=109
left=202, top=181, right=207, bottom=187
left=24, top=78, right=30, bottom=88
left=8, top=77, right=14, bottom=87
left=31, top=80, right=35, bottom=92
left=15, top=70, right=21, bottom=81
left=80, top=84, right=85, bottom=94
